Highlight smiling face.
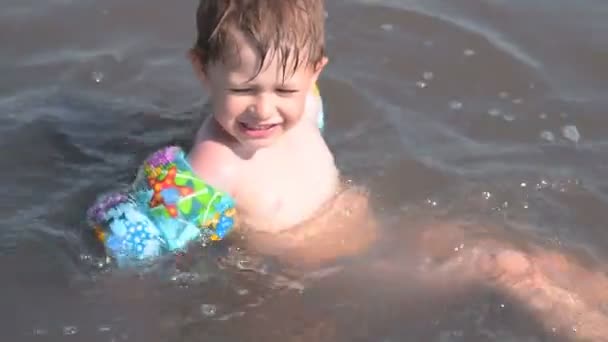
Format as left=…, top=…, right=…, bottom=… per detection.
left=191, top=29, right=327, bottom=151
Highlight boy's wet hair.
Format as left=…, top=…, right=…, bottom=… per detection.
left=193, top=0, right=326, bottom=79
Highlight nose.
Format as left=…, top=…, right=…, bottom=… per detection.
left=250, top=93, right=273, bottom=120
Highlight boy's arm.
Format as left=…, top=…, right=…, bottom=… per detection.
left=190, top=120, right=239, bottom=198
left=246, top=186, right=379, bottom=269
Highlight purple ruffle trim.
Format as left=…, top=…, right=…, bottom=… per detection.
left=87, top=192, right=129, bottom=224
left=145, top=146, right=180, bottom=168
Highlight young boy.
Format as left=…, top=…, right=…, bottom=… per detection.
left=186, top=0, right=376, bottom=266
left=87, top=0, right=375, bottom=269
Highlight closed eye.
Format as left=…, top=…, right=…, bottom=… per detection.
left=229, top=88, right=253, bottom=94
left=276, top=88, right=298, bottom=95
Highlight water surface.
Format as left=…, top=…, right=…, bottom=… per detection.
left=2, top=0, right=608, bottom=341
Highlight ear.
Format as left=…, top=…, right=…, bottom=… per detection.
left=311, top=56, right=329, bottom=83
left=188, top=49, right=209, bottom=86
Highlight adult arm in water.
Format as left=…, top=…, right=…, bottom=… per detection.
left=387, top=219, right=608, bottom=341
left=241, top=187, right=608, bottom=340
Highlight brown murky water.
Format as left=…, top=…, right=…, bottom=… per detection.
left=2, top=0, right=608, bottom=341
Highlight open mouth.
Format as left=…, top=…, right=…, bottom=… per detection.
left=239, top=122, right=278, bottom=131
left=238, top=122, right=279, bottom=138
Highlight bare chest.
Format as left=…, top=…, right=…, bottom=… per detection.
left=234, top=139, right=339, bottom=232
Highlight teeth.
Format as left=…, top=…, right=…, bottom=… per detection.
left=243, top=123, right=275, bottom=130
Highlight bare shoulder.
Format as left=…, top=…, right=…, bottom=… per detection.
left=189, top=119, right=240, bottom=196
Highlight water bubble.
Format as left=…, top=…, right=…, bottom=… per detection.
left=217, top=311, right=246, bottom=321
left=449, top=101, right=463, bottom=110
left=453, top=330, right=464, bottom=337
left=236, top=258, right=252, bottom=270
left=539, top=113, right=548, bottom=120
left=91, top=71, right=104, bottom=83
left=426, top=199, right=438, bottom=207
left=422, top=71, right=434, bottom=80
left=32, top=328, right=48, bottom=336
left=562, top=125, right=580, bottom=143
left=237, top=288, right=250, bottom=296
left=502, top=114, right=515, bottom=122
left=487, top=108, right=501, bottom=117
left=482, top=191, right=492, bottom=200
left=171, top=272, right=202, bottom=287
left=512, top=98, right=524, bottom=104
left=439, top=331, right=457, bottom=340
left=200, top=304, right=217, bottom=317
left=63, top=326, right=78, bottom=336
left=98, top=325, right=112, bottom=333
left=523, top=202, right=529, bottom=209
left=498, top=91, right=510, bottom=99
left=502, top=201, right=509, bottom=209
left=415, top=81, right=427, bottom=89
left=500, top=303, right=506, bottom=308
left=463, top=49, right=476, bottom=56
left=536, top=179, right=549, bottom=190
left=79, top=254, right=93, bottom=263
left=380, top=24, right=394, bottom=31
left=540, top=130, right=555, bottom=142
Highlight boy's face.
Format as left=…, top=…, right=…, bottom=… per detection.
left=191, top=29, right=326, bottom=151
